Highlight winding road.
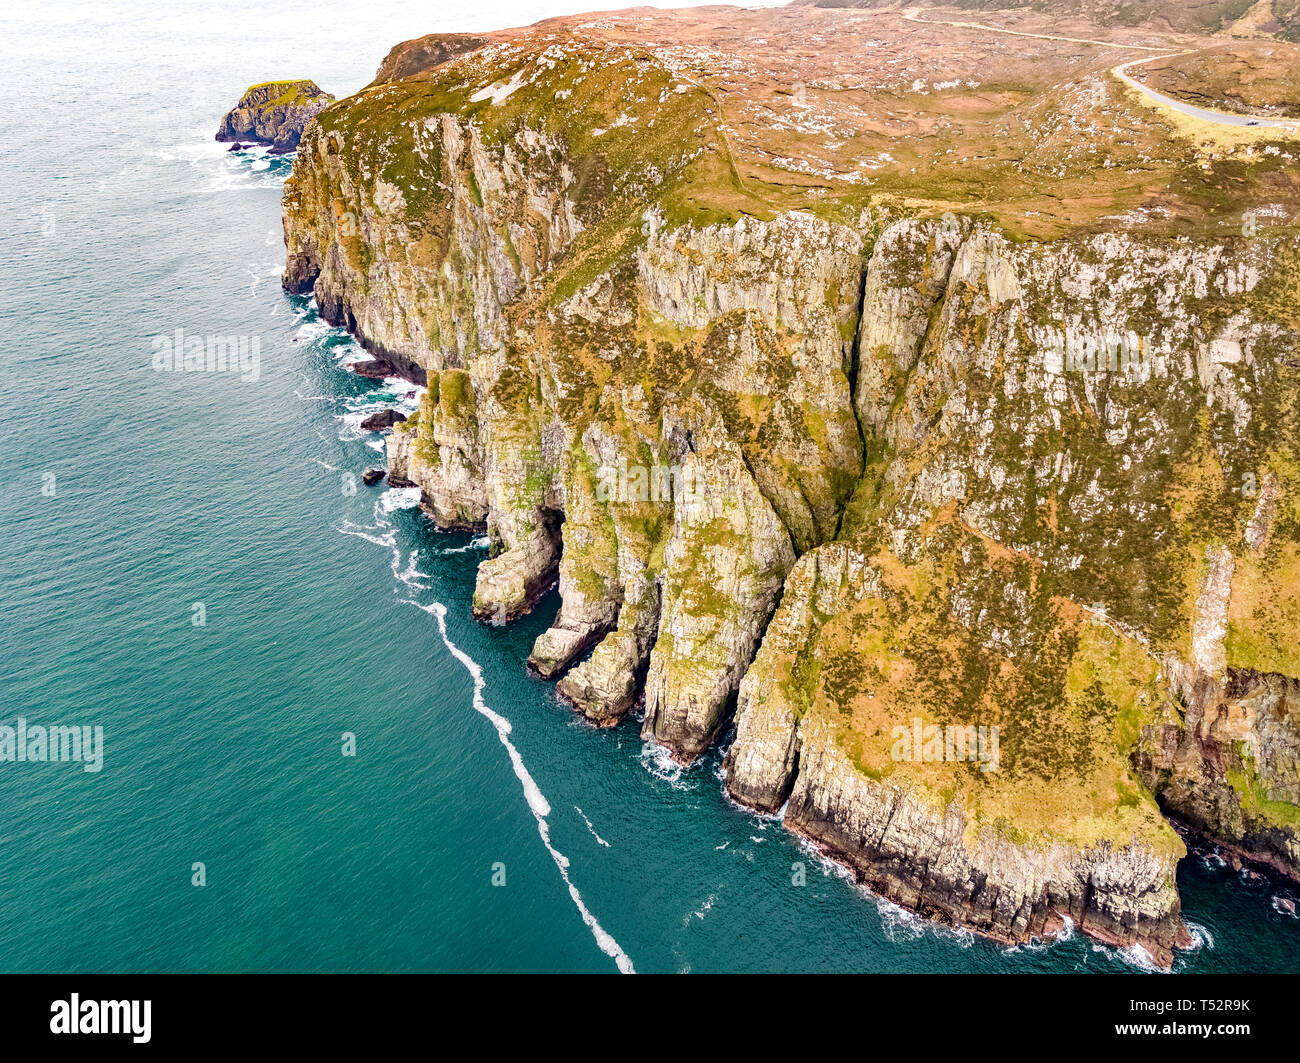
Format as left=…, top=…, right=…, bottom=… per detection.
left=900, top=6, right=1300, bottom=133
left=1113, top=54, right=1300, bottom=132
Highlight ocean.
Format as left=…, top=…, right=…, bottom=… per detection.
left=0, top=0, right=1295, bottom=973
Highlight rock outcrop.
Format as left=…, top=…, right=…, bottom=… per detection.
left=276, top=8, right=1300, bottom=965
left=360, top=408, right=407, bottom=431
left=216, top=80, right=334, bottom=154
left=372, top=33, right=489, bottom=84
left=787, top=715, right=1190, bottom=966
left=1139, top=661, right=1300, bottom=879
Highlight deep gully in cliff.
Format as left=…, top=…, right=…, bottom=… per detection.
left=834, top=260, right=873, bottom=543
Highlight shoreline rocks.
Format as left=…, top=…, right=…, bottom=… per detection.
left=349, top=356, right=426, bottom=385
left=765, top=716, right=1190, bottom=967
left=360, top=408, right=407, bottom=431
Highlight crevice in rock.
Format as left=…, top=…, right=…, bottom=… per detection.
left=835, top=263, right=871, bottom=543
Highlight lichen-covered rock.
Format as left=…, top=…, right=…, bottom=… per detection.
left=372, top=33, right=488, bottom=84
left=854, top=219, right=963, bottom=437
left=1139, top=659, right=1300, bottom=879
left=216, top=80, right=334, bottom=154
left=724, top=519, right=1194, bottom=961
left=726, top=214, right=1300, bottom=963
left=639, top=413, right=797, bottom=759
left=723, top=543, right=880, bottom=811
left=386, top=372, right=488, bottom=530
left=556, top=572, right=660, bottom=723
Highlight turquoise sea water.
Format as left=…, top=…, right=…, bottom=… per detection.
left=1, top=0, right=1297, bottom=974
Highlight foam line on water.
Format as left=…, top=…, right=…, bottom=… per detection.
left=408, top=598, right=635, bottom=974
left=574, top=806, right=611, bottom=848
left=323, top=403, right=632, bottom=972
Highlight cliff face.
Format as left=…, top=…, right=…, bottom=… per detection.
left=723, top=218, right=1300, bottom=962
left=1139, top=661, right=1300, bottom=878
left=279, top=10, right=1300, bottom=964
left=787, top=715, right=1188, bottom=965
left=216, top=80, right=334, bottom=154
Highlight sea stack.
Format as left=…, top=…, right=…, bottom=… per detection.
left=216, top=79, right=334, bottom=154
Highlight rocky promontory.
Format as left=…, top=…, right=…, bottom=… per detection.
left=275, top=4, right=1300, bottom=965
left=216, top=79, right=334, bottom=154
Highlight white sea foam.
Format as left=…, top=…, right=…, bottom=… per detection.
left=1085, top=937, right=1168, bottom=973
left=1113, top=942, right=1167, bottom=973
left=436, top=536, right=490, bottom=555
left=874, top=899, right=973, bottom=947
left=791, top=833, right=855, bottom=883
left=158, top=137, right=287, bottom=192
left=394, top=549, right=429, bottom=592
left=720, top=784, right=788, bottom=823
left=245, top=260, right=281, bottom=296
left=639, top=741, right=697, bottom=789
left=574, top=806, right=611, bottom=848
left=334, top=412, right=368, bottom=442
left=336, top=521, right=396, bottom=551
left=295, top=319, right=334, bottom=342
left=315, top=326, right=631, bottom=973
left=685, top=893, right=716, bottom=924
left=1239, top=866, right=1269, bottom=888
left=1184, top=920, right=1215, bottom=949
left=876, top=898, right=927, bottom=943
left=1005, top=914, right=1077, bottom=957
left=378, top=487, right=421, bottom=513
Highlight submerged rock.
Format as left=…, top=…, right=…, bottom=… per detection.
left=216, top=80, right=334, bottom=154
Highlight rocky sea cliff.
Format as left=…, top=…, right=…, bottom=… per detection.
left=267, top=10, right=1300, bottom=966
